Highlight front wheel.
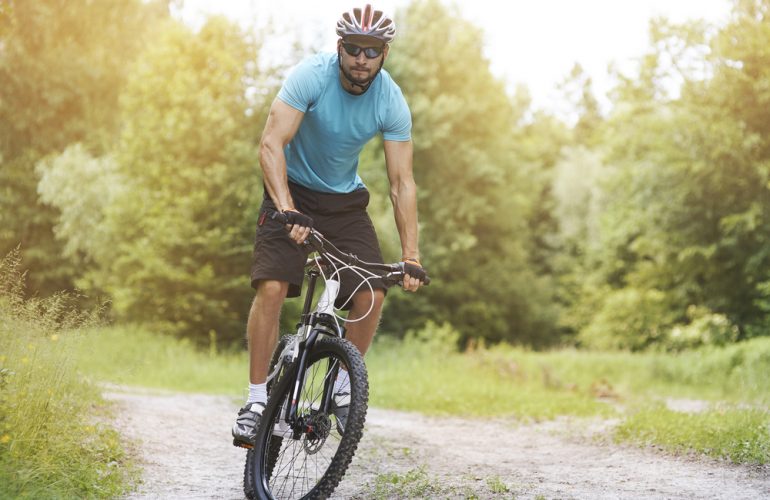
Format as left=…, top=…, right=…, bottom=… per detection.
left=251, top=336, right=369, bottom=499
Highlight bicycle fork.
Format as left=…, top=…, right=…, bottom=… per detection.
left=281, top=324, right=343, bottom=440
left=283, top=272, right=344, bottom=439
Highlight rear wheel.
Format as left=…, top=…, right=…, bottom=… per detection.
left=244, top=334, right=296, bottom=500
left=251, top=336, right=368, bottom=499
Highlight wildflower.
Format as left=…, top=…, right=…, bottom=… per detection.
left=50, top=334, right=59, bottom=342
left=0, top=435, right=10, bottom=444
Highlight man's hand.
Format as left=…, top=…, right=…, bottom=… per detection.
left=402, top=258, right=427, bottom=292
left=282, top=209, right=313, bottom=245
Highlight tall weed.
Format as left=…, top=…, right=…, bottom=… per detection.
left=0, top=250, right=133, bottom=498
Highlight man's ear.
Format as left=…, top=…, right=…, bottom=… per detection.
left=383, top=44, right=390, bottom=60
left=337, top=38, right=343, bottom=51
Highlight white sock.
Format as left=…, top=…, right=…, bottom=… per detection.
left=333, top=370, right=350, bottom=395
left=247, top=382, right=267, bottom=405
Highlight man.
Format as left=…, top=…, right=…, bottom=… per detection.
left=232, top=4, right=428, bottom=448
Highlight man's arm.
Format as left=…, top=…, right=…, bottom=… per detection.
left=259, top=98, right=309, bottom=243
left=384, top=139, right=423, bottom=291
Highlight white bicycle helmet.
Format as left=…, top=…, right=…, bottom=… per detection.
left=336, top=4, right=396, bottom=43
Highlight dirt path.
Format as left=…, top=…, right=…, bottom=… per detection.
left=104, top=388, right=769, bottom=499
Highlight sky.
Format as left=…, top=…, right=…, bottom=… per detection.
left=177, top=0, right=733, bottom=115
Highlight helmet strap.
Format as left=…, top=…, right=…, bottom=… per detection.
left=337, top=48, right=384, bottom=95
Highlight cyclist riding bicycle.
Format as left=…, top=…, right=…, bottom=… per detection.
left=232, top=3, right=428, bottom=448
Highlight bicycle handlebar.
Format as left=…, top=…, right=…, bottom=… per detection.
left=266, top=209, right=430, bottom=286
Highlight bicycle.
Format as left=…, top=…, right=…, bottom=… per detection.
left=242, top=210, right=429, bottom=500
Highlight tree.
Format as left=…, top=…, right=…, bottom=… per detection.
left=0, top=0, right=167, bottom=293
left=568, top=0, right=770, bottom=348
left=370, top=0, right=562, bottom=346
left=37, top=16, right=271, bottom=343
left=107, top=17, right=268, bottom=342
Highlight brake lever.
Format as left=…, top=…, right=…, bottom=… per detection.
left=384, top=269, right=431, bottom=288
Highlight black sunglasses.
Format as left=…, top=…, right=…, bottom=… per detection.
left=342, top=42, right=384, bottom=59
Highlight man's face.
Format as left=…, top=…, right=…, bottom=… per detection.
left=338, top=35, right=388, bottom=86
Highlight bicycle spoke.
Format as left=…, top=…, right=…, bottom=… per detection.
left=254, top=337, right=368, bottom=499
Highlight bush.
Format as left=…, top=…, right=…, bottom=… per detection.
left=664, top=305, right=739, bottom=351
left=578, top=288, right=677, bottom=350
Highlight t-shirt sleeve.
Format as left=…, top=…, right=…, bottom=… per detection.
left=381, top=87, right=412, bottom=142
left=277, top=58, right=322, bottom=112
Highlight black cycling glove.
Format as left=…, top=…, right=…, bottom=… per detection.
left=282, top=209, right=314, bottom=229
left=402, top=259, right=428, bottom=283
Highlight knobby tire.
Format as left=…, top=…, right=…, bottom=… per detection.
left=250, top=336, right=368, bottom=500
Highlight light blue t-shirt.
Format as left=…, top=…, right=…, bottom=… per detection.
left=277, top=52, right=412, bottom=194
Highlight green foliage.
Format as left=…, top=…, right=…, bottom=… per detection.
left=616, top=406, right=770, bottom=464
left=0, top=0, right=167, bottom=295
left=551, top=147, right=607, bottom=248
left=0, top=250, right=134, bottom=498
left=61, top=17, right=267, bottom=343
left=665, top=306, right=740, bottom=350
left=579, top=288, right=678, bottom=350
left=560, top=0, right=770, bottom=348
left=378, top=0, right=561, bottom=346
left=35, top=144, right=125, bottom=280
left=557, top=64, right=604, bottom=146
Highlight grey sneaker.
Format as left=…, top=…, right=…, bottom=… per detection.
left=332, top=392, right=350, bottom=434
left=232, top=401, right=265, bottom=448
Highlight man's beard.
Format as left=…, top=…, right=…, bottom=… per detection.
left=342, top=63, right=372, bottom=86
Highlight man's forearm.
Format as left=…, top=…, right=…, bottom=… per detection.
left=390, top=179, right=420, bottom=261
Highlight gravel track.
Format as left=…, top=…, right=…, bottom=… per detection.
left=104, top=388, right=769, bottom=499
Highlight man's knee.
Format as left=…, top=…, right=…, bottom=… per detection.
left=253, top=280, right=289, bottom=306
left=352, top=288, right=385, bottom=310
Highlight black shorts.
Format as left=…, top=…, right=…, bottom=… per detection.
left=250, top=181, right=386, bottom=309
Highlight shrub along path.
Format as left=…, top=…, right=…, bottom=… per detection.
left=105, top=387, right=769, bottom=499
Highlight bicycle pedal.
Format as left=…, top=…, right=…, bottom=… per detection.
left=233, top=439, right=253, bottom=450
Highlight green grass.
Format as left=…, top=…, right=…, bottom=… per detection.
left=615, top=405, right=770, bottom=464
left=371, top=467, right=447, bottom=499
left=472, top=338, right=770, bottom=406
left=486, top=475, right=511, bottom=494
left=369, top=467, right=517, bottom=499
left=367, top=337, right=613, bottom=420
left=0, top=253, right=135, bottom=498
left=71, top=325, right=247, bottom=397
left=68, top=320, right=770, bottom=465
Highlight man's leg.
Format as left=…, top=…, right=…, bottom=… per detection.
left=248, top=279, right=289, bottom=384
left=233, top=279, right=287, bottom=447
left=343, top=288, right=385, bottom=355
